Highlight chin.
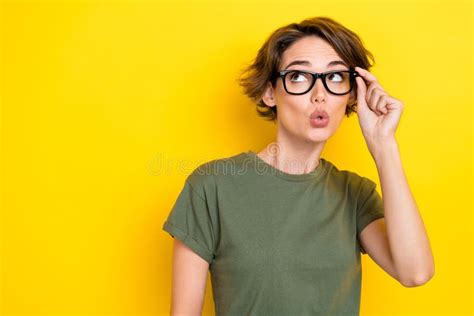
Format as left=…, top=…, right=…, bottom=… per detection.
left=305, top=128, right=332, bottom=143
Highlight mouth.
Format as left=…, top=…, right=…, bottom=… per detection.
left=309, top=117, right=329, bottom=127
left=310, top=110, right=330, bottom=128
left=310, top=110, right=329, bottom=120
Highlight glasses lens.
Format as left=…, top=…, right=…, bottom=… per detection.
left=325, top=71, right=352, bottom=94
left=284, top=71, right=314, bottom=94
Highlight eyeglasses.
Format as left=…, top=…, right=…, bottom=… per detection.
left=275, top=68, right=360, bottom=95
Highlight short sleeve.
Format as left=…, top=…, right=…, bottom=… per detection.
left=356, top=178, right=385, bottom=254
left=162, top=180, right=217, bottom=264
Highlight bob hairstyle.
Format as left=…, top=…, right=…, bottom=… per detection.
left=237, top=16, right=375, bottom=122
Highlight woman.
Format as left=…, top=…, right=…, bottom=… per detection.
left=162, top=16, right=434, bottom=316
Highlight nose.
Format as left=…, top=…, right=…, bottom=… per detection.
left=311, top=76, right=326, bottom=103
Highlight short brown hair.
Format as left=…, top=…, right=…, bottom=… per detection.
left=237, top=16, right=375, bottom=122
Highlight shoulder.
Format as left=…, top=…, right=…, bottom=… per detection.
left=185, top=151, right=248, bottom=195
left=323, top=158, right=376, bottom=192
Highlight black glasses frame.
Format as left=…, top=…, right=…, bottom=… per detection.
left=276, top=68, right=360, bottom=96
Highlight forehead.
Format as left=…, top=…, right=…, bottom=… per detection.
left=281, top=36, right=342, bottom=69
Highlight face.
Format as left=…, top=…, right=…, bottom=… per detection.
left=262, top=35, right=356, bottom=143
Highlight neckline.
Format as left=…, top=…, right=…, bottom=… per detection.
left=244, top=150, right=327, bottom=182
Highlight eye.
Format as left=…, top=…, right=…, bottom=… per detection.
left=289, top=71, right=309, bottom=82
left=327, top=72, right=344, bottom=82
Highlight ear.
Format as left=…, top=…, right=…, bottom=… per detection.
left=261, top=81, right=277, bottom=108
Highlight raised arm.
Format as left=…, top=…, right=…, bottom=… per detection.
left=354, top=66, right=435, bottom=286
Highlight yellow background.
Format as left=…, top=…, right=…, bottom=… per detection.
left=1, top=0, right=472, bottom=315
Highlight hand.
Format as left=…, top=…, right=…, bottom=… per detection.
left=355, top=66, right=404, bottom=150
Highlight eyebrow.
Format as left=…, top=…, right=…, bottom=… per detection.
left=284, top=60, right=349, bottom=69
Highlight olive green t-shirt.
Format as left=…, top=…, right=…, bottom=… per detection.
left=162, top=150, right=384, bottom=316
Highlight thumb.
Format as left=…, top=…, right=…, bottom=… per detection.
left=356, top=76, right=368, bottom=109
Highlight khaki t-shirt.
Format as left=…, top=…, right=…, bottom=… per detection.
left=162, top=150, right=384, bottom=315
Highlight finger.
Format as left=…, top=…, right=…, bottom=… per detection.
left=355, top=66, right=378, bottom=84
left=375, top=95, right=388, bottom=114
left=370, top=88, right=388, bottom=112
left=355, top=76, right=367, bottom=105
left=366, top=85, right=386, bottom=103
left=385, top=95, right=402, bottom=106
left=385, top=95, right=405, bottom=112
left=366, top=87, right=388, bottom=107
left=369, top=89, right=384, bottom=115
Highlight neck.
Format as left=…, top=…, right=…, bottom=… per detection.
left=257, top=130, right=326, bottom=175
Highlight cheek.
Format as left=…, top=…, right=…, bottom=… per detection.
left=275, top=95, right=303, bottom=119
left=326, top=105, right=349, bottom=136
left=278, top=104, right=302, bottom=131
left=330, top=101, right=349, bottom=124
left=332, top=96, right=350, bottom=115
